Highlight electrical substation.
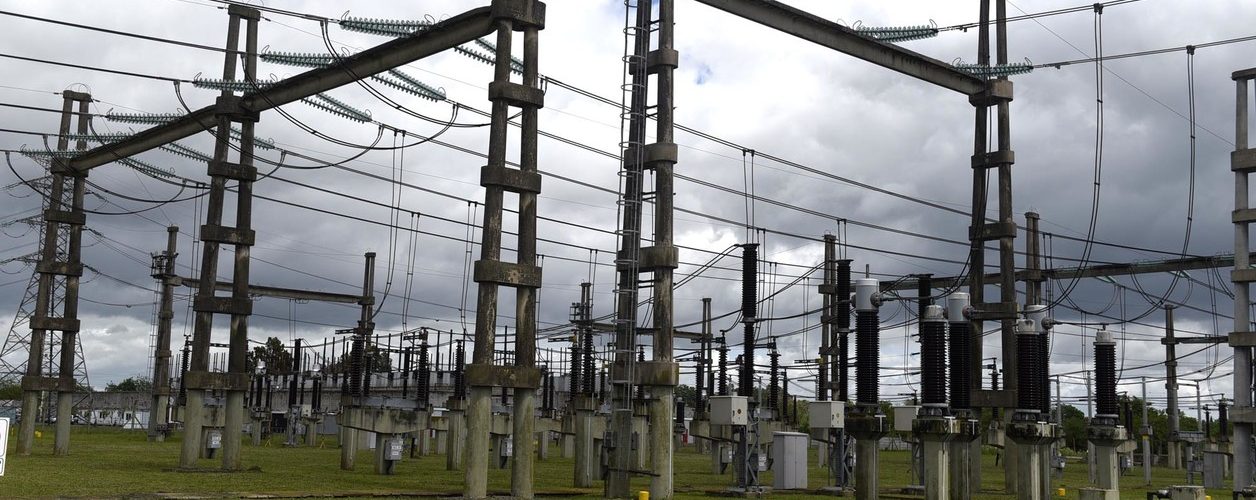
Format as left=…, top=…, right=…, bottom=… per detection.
left=0, top=0, right=1255, bottom=499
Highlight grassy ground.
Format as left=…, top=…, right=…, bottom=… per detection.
left=0, top=425, right=1234, bottom=498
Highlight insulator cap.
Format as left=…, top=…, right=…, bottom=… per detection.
left=1025, top=304, right=1047, bottom=324
left=1016, top=318, right=1039, bottom=336
left=855, top=278, right=879, bottom=311
left=1095, top=329, right=1115, bottom=345
left=946, top=292, right=970, bottom=323
left=922, top=304, right=945, bottom=322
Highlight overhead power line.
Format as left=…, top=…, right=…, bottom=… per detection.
left=1037, top=34, right=1256, bottom=69
left=0, top=52, right=190, bottom=83
left=938, top=0, right=1141, bottom=32
left=2, top=6, right=1196, bottom=261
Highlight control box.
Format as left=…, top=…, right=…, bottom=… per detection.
left=709, top=396, right=748, bottom=426
left=893, top=405, right=920, bottom=432
left=808, top=401, right=845, bottom=429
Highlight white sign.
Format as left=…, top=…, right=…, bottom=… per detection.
left=0, top=417, right=9, bottom=476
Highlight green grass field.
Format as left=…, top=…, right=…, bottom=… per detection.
left=0, top=426, right=1235, bottom=498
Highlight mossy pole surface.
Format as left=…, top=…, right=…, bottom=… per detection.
left=18, top=90, right=89, bottom=456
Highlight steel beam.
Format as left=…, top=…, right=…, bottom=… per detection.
left=884, top=253, right=1245, bottom=292
left=66, top=7, right=495, bottom=172
left=690, top=0, right=985, bottom=95
left=179, top=277, right=361, bottom=304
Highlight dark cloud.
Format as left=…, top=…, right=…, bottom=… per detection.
left=0, top=0, right=1249, bottom=412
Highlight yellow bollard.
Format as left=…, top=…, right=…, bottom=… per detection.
left=1056, top=488, right=1066, bottom=497
left=638, top=491, right=649, bottom=500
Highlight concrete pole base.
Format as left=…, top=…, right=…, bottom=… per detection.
left=250, top=418, right=263, bottom=446
left=914, top=416, right=960, bottom=500
left=375, top=433, right=398, bottom=475
left=53, top=391, right=72, bottom=456
left=1079, top=488, right=1119, bottom=500
left=340, top=427, right=357, bottom=471
left=445, top=399, right=466, bottom=471
left=573, top=408, right=595, bottom=487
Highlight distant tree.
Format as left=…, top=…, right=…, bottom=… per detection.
left=1060, top=404, right=1087, bottom=449
left=675, top=384, right=697, bottom=408
left=0, top=382, right=20, bottom=400
left=248, top=336, right=293, bottom=374
left=105, top=376, right=153, bottom=393
left=325, top=343, right=392, bottom=373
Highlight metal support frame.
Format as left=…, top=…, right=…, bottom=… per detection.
left=1231, top=67, right=1255, bottom=492
left=17, top=90, right=92, bottom=456
left=689, top=0, right=984, bottom=94
left=608, top=0, right=680, bottom=497
left=464, top=2, right=545, bottom=498
left=64, top=8, right=499, bottom=172
left=148, top=226, right=179, bottom=442
left=1166, top=306, right=1183, bottom=469
left=179, top=5, right=260, bottom=470
left=964, top=0, right=1022, bottom=493
left=340, top=252, right=377, bottom=471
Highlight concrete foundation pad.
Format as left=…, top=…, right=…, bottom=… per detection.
left=723, top=486, right=774, bottom=497
left=339, top=406, right=421, bottom=434
left=1167, top=485, right=1205, bottom=500
left=1079, top=488, right=1120, bottom=500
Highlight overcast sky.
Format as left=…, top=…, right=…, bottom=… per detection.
left=0, top=0, right=1253, bottom=417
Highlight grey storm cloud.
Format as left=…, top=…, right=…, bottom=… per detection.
left=0, top=0, right=1251, bottom=414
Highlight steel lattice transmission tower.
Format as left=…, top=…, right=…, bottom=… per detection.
left=0, top=174, right=92, bottom=398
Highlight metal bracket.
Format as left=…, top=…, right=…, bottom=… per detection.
left=192, top=295, right=253, bottom=315
left=1229, top=406, right=1256, bottom=424
left=488, top=81, right=544, bottom=109
left=29, top=316, right=80, bottom=332
left=473, top=259, right=542, bottom=288
left=969, top=301, right=1019, bottom=320
left=624, top=142, right=679, bottom=167
left=628, top=361, right=679, bottom=386
left=200, top=224, right=256, bottom=246
left=208, top=160, right=259, bottom=182
left=20, top=375, right=63, bottom=392
left=1232, top=269, right=1256, bottom=283
left=49, top=158, right=86, bottom=177
left=215, top=95, right=260, bottom=123
left=968, top=221, right=1018, bottom=242
left=43, top=209, right=86, bottom=226
left=1230, top=331, right=1256, bottom=347
left=480, top=165, right=542, bottom=194
left=184, top=370, right=250, bottom=391
left=970, top=389, right=1016, bottom=409
left=1233, top=67, right=1256, bottom=81
left=465, top=363, right=543, bottom=389
left=617, top=245, right=679, bottom=271
left=968, top=79, right=1013, bottom=106
left=490, top=0, right=546, bottom=29
left=36, top=260, right=84, bottom=277
left=1233, top=149, right=1256, bottom=172
left=970, top=150, right=1015, bottom=169
left=629, top=49, right=680, bottom=76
